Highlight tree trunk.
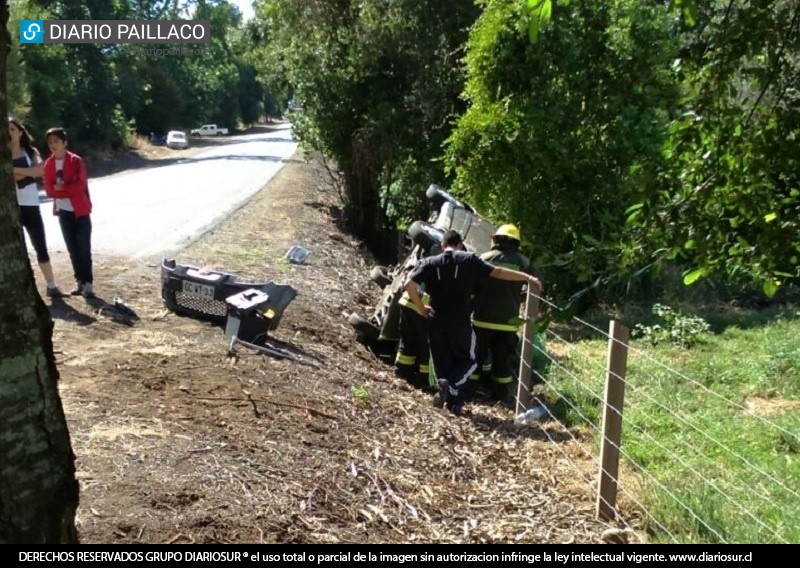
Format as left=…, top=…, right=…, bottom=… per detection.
left=0, top=3, right=79, bottom=543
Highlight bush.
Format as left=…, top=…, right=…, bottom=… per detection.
left=633, top=304, right=711, bottom=348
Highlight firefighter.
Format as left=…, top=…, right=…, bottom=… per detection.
left=404, top=229, right=540, bottom=416
left=394, top=241, right=459, bottom=389
left=394, top=283, right=432, bottom=389
left=471, top=224, right=542, bottom=404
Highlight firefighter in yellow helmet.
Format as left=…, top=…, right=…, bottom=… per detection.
left=471, top=224, right=542, bottom=404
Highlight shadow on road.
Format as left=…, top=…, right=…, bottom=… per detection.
left=49, top=297, right=97, bottom=326
left=87, top=122, right=292, bottom=179
left=104, top=153, right=287, bottom=172
left=49, top=295, right=143, bottom=327
left=84, top=296, right=140, bottom=327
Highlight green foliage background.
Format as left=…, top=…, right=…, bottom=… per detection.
left=630, top=0, right=800, bottom=297
left=445, top=0, right=679, bottom=297
left=8, top=0, right=272, bottom=151
left=251, top=0, right=799, bottom=300
left=252, top=0, right=480, bottom=256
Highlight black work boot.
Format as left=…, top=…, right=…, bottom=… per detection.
left=433, top=379, right=449, bottom=408
left=503, top=384, right=520, bottom=408
left=491, top=382, right=514, bottom=405
left=394, top=365, right=414, bottom=382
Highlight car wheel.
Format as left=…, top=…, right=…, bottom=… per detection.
left=408, top=221, right=441, bottom=254
left=347, top=313, right=380, bottom=344
left=370, top=265, right=392, bottom=289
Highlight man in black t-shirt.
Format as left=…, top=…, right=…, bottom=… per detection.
left=404, top=230, right=541, bottom=415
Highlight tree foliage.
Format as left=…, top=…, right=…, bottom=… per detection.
left=9, top=0, right=271, bottom=151
left=252, top=0, right=480, bottom=257
left=445, top=0, right=679, bottom=297
left=629, top=0, right=800, bottom=296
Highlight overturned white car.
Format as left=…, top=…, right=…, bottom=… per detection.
left=348, top=184, right=497, bottom=360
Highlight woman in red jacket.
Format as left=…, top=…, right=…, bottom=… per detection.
left=42, top=127, right=95, bottom=298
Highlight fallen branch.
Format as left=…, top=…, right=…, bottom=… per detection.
left=185, top=394, right=339, bottom=421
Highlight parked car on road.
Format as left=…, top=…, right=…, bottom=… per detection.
left=190, top=124, right=229, bottom=136
left=149, top=132, right=167, bottom=146
left=166, top=130, right=189, bottom=149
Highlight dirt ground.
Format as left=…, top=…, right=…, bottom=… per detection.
left=40, top=125, right=640, bottom=544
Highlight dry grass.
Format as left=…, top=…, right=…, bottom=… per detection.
left=46, top=139, right=639, bottom=543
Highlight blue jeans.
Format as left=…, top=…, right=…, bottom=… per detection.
left=58, top=211, right=93, bottom=284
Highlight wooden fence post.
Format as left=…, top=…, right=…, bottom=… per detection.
left=515, top=289, right=540, bottom=415
left=596, top=320, right=630, bottom=521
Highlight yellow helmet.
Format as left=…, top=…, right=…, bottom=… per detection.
left=493, top=224, right=521, bottom=241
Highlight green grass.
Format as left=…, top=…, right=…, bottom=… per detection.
left=544, top=309, right=800, bottom=543
left=352, top=380, right=372, bottom=408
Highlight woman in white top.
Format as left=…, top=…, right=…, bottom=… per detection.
left=9, top=117, right=65, bottom=297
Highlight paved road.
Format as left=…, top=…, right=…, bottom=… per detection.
left=33, top=124, right=297, bottom=259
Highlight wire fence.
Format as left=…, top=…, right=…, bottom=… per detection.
left=510, top=290, right=800, bottom=544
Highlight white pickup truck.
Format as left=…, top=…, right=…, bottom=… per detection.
left=190, top=124, right=229, bottom=136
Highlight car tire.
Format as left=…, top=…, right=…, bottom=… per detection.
left=408, top=221, right=441, bottom=255
left=347, top=313, right=380, bottom=344
left=370, top=265, right=392, bottom=289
